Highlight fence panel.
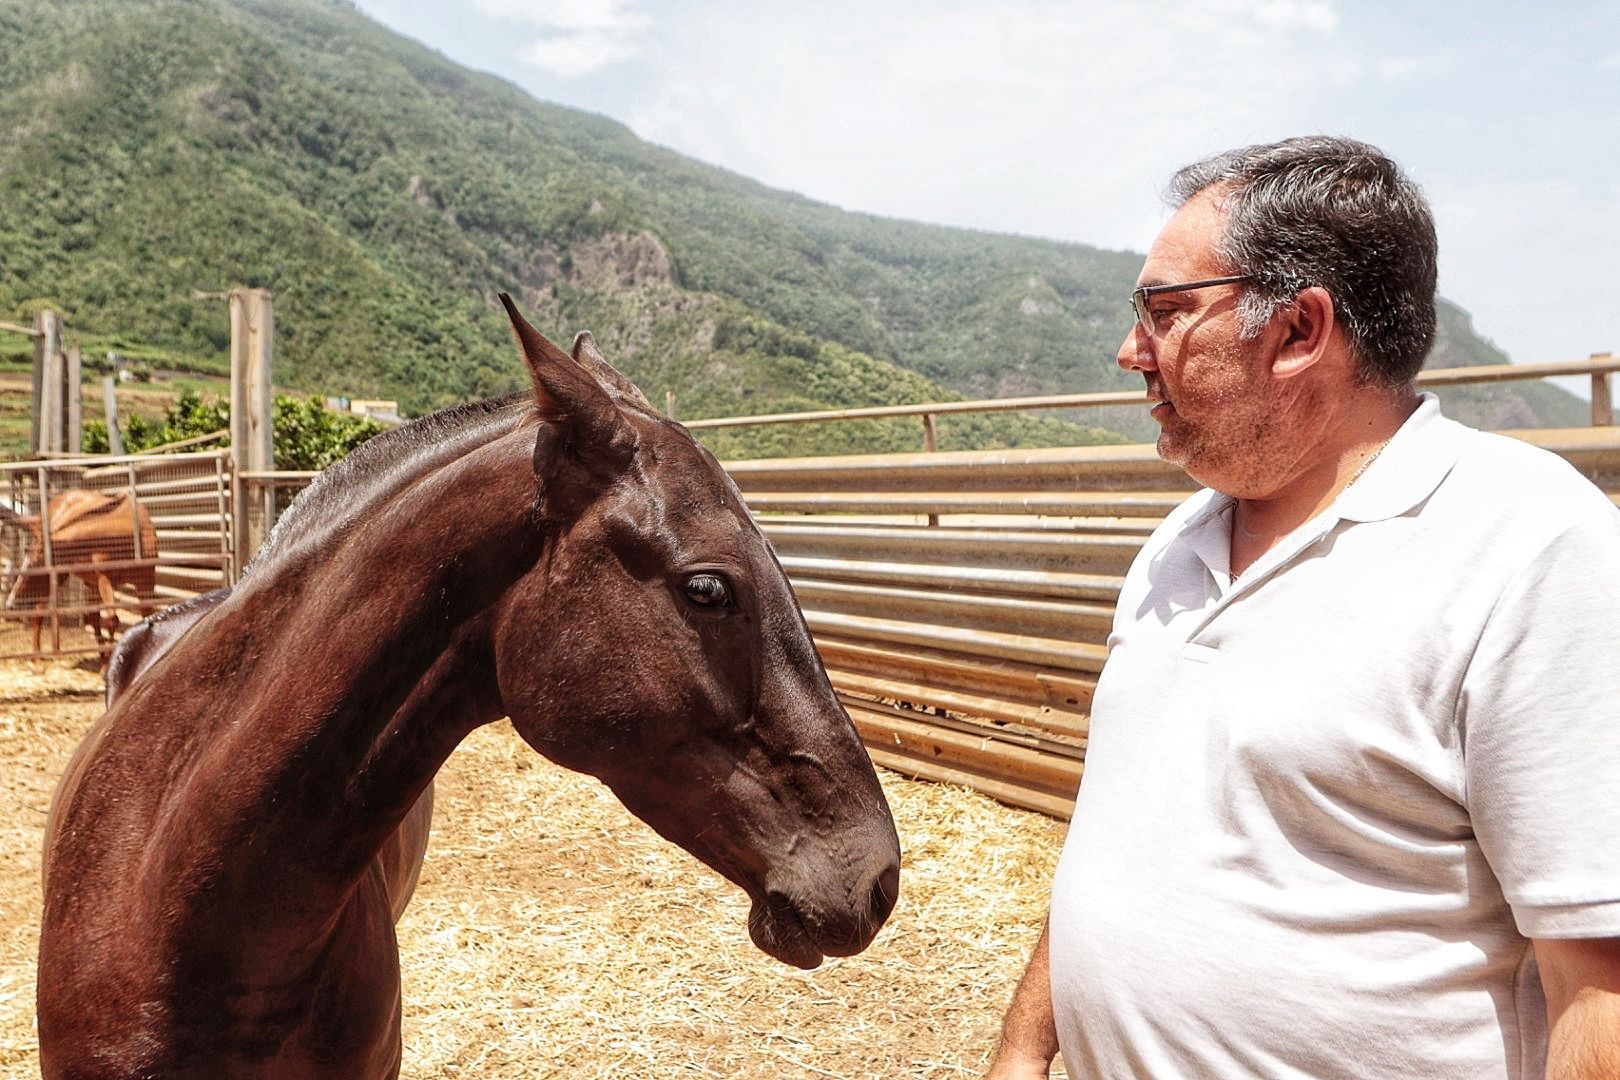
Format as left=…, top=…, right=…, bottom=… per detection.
left=0, top=451, right=231, bottom=663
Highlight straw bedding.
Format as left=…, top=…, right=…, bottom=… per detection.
left=0, top=660, right=1069, bottom=1078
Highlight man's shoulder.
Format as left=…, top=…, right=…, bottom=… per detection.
left=1444, top=423, right=1617, bottom=518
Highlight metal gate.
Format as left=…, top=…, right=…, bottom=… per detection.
left=0, top=451, right=232, bottom=662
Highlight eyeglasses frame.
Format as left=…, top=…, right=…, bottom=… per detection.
left=1129, top=274, right=1255, bottom=338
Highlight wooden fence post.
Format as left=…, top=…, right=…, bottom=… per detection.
left=229, top=288, right=274, bottom=576
left=65, top=344, right=82, bottom=454
left=1593, top=353, right=1614, bottom=427
left=30, top=309, right=63, bottom=456
left=921, top=413, right=940, bottom=526
left=102, top=376, right=125, bottom=456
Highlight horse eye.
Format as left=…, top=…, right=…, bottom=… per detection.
left=684, top=573, right=732, bottom=609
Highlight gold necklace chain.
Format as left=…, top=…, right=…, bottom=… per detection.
left=1228, top=438, right=1393, bottom=585
left=1345, top=438, right=1391, bottom=490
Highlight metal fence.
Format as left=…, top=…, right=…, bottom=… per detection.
left=7, top=355, right=1619, bottom=814
left=0, top=451, right=231, bottom=662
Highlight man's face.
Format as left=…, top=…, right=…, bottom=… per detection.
left=1118, top=191, right=1289, bottom=493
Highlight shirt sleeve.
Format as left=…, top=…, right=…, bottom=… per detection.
left=1459, top=504, right=1620, bottom=939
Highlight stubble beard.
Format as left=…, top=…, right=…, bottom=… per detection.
left=1154, top=338, right=1291, bottom=496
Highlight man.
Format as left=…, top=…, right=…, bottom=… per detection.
left=987, top=136, right=1620, bottom=1078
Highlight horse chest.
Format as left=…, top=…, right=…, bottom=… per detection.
left=40, top=869, right=408, bottom=1080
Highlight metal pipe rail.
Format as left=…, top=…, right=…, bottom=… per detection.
left=686, top=355, right=1618, bottom=447
left=743, top=490, right=1192, bottom=517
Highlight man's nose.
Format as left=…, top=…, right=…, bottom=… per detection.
left=1117, top=322, right=1156, bottom=372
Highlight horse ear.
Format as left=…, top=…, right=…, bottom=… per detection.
left=571, top=331, right=655, bottom=412
left=498, top=293, right=637, bottom=476
left=500, top=293, right=592, bottom=414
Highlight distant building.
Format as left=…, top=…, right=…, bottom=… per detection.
left=327, top=397, right=403, bottom=425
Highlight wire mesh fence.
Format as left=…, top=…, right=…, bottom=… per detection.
left=0, top=452, right=233, bottom=663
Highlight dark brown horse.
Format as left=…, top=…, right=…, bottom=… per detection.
left=38, top=297, right=901, bottom=1079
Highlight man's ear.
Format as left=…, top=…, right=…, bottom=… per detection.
left=1270, top=285, right=1338, bottom=380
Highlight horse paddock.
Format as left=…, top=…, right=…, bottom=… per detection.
left=0, top=659, right=1070, bottom=1078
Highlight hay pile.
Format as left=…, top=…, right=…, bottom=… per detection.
left=0, top=660, right=1070, bottom=1078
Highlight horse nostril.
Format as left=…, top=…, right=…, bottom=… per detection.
left=868, top=862, right=900, bottom=925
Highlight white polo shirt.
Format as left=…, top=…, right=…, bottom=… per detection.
left=1048, top=395, right=1620, bottom=1079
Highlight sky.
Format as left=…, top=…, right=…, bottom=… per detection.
left=353, top=0, right=1619, bottom=390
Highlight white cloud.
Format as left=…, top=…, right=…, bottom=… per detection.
left=1375, top=53, right=1451, bottom=81
left=473, top=0, right=650, bottom=77
left=518, top=34, right=643, bottom=78
left=627, top=0, right=1353, bottom=250
left=470, top=0, right=647, bottom=33
left=1251, top=0, right=1339, bottom=31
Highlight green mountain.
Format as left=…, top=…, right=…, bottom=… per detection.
left=0, top=0, right=1586, bottom=459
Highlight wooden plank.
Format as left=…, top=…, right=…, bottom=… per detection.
left=747, top=489, right=1188, bottom=517
left=795, top=579, right=1114, bottom=641
left=817, top=638, right=1098, bottom=712
left=764, top=522, right=1146, bottom=574
left=782, top=555, right=1124, bottom=601
left=866, top=745, right=1078, bottom=819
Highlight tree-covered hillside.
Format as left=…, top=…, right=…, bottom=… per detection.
left=0, top=0, right=1585, bottom=458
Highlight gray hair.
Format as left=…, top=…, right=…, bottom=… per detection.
left=1166, top=136, right=1438, bottom=387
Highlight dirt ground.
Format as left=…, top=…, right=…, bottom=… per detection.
left=0, top=659, right=1069, bottom=1078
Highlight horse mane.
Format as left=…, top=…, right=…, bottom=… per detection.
left=244, top=392, right=535, bottom=579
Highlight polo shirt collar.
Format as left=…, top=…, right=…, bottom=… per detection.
left=1332, top=393, right=1462, bottom=523
left=1168, top=393, right=1463, bottom=596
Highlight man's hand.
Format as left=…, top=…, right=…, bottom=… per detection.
left=985, top=921, right=1058, bottom=1079
left=1536, top=936, right=1620, bottom=1079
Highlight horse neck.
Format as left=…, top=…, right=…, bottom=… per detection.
left=125, top=430, right=543, bottom=924
left=244, top=394, right=528, bottom=577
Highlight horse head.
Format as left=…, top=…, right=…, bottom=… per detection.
left=491, top=295, right=901, bottom=968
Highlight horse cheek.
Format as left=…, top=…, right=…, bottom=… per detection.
left=489, top=572, right=635, bottom=771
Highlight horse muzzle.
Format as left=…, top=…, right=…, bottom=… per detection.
left=746, top=853, right=900, bottom=969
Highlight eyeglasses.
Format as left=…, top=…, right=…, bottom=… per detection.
left=1129, top=274, right=1254, bottom=338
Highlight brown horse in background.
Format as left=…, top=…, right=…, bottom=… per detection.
left=1, top=489, right=158, bottom=653
left=38, top=296, right=901, bottom=1079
